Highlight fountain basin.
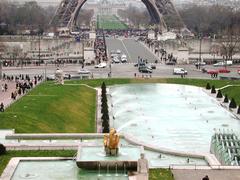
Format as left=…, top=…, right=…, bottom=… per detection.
left=76, top=145, right=142, bottom=170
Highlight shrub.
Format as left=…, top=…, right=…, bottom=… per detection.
left=229, top=98, right=237, bottom=109
left=102, top=124, right=110, bottom=133
left=0, top=144, right=6, bottom=155
left=216, top=90, right=223, bottom=98
left=101, top=82, right=106, bottom=94
left=224, top=94, right=229, bottom=103
left=237, top=106, right=240, bottom=114
left=101, top=93, right=107, bottom=103
left=206, top=83, right=211, bottom=90
left=211, top=85, right=216, bottom=94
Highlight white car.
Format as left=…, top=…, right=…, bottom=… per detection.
left=173, top=68, right=188, bottom=75
left=78, top=69, right=91, bottom=74
left=116, top=49, right=121, bottom=54
left=213, top=61, right=233, bottom=67
left=46, top=74, right=55, bottom=80
left=121, top=54, right=127, bottom=63
left=194, top=62, right=206, bottom=66
left=112, top=56, right=120, bottom=63
left=95, top=62, right=107, bottom=68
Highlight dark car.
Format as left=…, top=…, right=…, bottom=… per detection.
left=166, top=61, right=176, bottom=65
left=151, top=64, right=156, bottom=69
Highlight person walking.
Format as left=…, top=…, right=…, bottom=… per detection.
left=1, top=84, right=4, bottom=92
left=4, top=83, right=8, bottom=92
left=0, top=103, right=4, bottom=112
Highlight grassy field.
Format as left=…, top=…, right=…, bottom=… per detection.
left=97, top=15, right=128, bottom=30
left=0, top=78, right=239, bottom=134
left=0, top=150, right=75, bottom=176
left=149, top=169, right=174, bottom=180
left=0, top=82, right=96, bottom=133
left=221, top=86, right=240, bottom=103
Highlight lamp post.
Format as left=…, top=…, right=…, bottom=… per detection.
left=0, top=53, right=2, bottom=80
left=38, top=33, right=41, bottom=66
left=198, top=33, right=202, bottom=69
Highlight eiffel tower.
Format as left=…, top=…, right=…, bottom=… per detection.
left=50, top=0, right=185, bottom=32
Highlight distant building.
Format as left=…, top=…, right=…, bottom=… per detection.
left=84, top=0, right=126, bottom=15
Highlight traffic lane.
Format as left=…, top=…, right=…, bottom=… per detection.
left=2, top=64, right=212, bottom=79
left=122, top=39, right=157, bottom=63
left=106, top=38, right=130, bottom=61
left=110, top=64, right=211, bottom=79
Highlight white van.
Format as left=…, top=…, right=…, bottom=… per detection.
left=173, top=68, right=188, bottom=75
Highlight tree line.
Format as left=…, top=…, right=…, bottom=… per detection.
left=0, top=0, right=93, bottom=35
left=179, top=5, right=240, bottom=36
left=117, top=4, right=240, bottom=35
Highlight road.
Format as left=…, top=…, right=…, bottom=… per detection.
left=106, top=38, right=157, bottom=63
left=2, top=38, right=240, bottom=79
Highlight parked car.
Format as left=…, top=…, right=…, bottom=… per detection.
left=151, top=64, right=156, bottom=69
left=218, top=69, right=230, bottom=73
left=166, top=61, right=176, bottom=65
left=121, top=54, right=127, bottom=63
left=116, top=49, right=121, bottom=54
left=78, top=69, right=91, bottom=74
left=112, top=56, right=120, bottom=63
left=139, top=66, right=153, bottom=73
left=173, top=68, right=187, bottom=75
left=207, top=70, right=218, bottom=74
left=194, top=62, right=206, bottom=66
left=46, top=74, right=55, bottom=81
left=213, top=61, right=233, bottom=67
left=95, top=62, right=107, bottom=68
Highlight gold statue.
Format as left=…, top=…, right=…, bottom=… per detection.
left=103, top=128, right=120, bottom=156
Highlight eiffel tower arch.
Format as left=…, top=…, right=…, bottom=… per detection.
left=50, top=0, right=185, bottom=32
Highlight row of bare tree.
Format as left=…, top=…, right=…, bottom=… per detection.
left=118, top=4, right=240, bottom=36
left=0, top=0, right=93, bottom=35
left=118, top=5, right=150, bottom=28
left=179, top=5, right=240, bottom=36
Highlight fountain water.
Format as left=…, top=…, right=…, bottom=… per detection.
left=123, top=163, right=127, bottom=176
left=115, top=163, right=118, bottom=176
left=98, top=163, right=102, bottom=177
left=106, top=164, right=110, bottom=176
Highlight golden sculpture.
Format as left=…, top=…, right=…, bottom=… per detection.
left=103, top=128, right=120, bottom=156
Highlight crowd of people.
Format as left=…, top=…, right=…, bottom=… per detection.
left=94, top=33, right=107, bottom=64
left=0, top=74, right=43, bottom=112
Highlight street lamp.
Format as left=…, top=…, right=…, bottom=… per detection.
left=0, top=53, right=2, bottom=80
left=198, top=33, right=202, bottom=69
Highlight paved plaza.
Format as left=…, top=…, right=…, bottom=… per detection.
left=172, top=169, right=240, bottom=180
left=0, top=80, right=17, bottom=108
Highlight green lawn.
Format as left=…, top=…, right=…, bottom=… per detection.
left=0, top=78, right=239, bottom=133
left=0, top=150, right=75, bottom=176
left=0, top=82, right=96, bottom=133
left=149, top=169, right=174, bottom=180
left=97, top=15, right=128, bottom=30
left=221, top=86, right=240, bottom=104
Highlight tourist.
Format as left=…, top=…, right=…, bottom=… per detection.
left=11, top=92, right=15, bottom=100
left=4, top=83, right=8, bottom=92
left=0, top=103, right=4, bottom=112
left=1, top=84, right=4, bottom=92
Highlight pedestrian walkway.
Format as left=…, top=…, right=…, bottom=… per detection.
left=172, top=169, right=240, bottom=180
left=0, top=80, right=17, bottom=108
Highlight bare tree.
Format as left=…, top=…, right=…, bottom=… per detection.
left=219, top=23, right=240, bottom=61
left=0, top=42, right=7, bottom=79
